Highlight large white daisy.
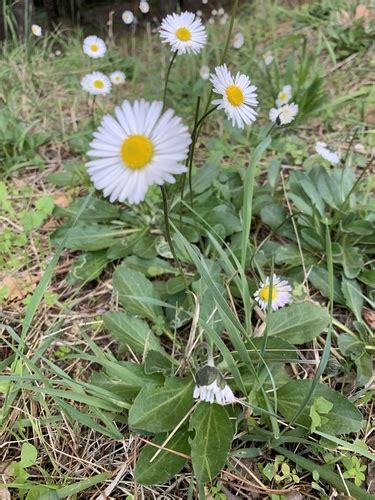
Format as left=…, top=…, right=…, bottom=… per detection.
left=83, top=35, right=106, bottom=58
left=81, top=71, right=111, bottom=96
left=269, top=103, right=298, bottom=125
left=159, top=11, right=207, bottom=55
left=210, top=64, right=258, bottom=129
left=276, top=84, right=292, bottom=107
left=254, top=274, right=292, bottom=311
left=315, top=142, right=340, bottom=165
left=86, top=99, right=191, bottom=204
left=110, top=71, right=126, bottom=85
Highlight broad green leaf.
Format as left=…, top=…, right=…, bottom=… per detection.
left=309, top=266, right=345, bottom=304
left=124, top=256, right=178, bottom=277
left=244, top=337, right=298, bottom=363
left=337, top=333, right=365, bottom=358
left=54, top=196, right=121, bottom=223
left=129, top=377, right=194, bottom=433
left=135, top=427, right=190, bottom=485
left=103, top=311, right=164, bottom=354
left=309, top=396, right=333, bottom=432
left=20, top=442, right=37, bottom=467
left=189, top=403, right=233, bottom=483
left=144, top=350, right=172, bottom=374
left=113, top=266, right=163, bottom=322
left=52, top=223, right=122, bottom=251
left=66, top=251, right=109, bottom=285
left=355, top=352, right=372, bottom=387
left=341, top=244, right=364, bottom=279
left=341, top=278, right=363, bottom=322
left=268, top=303, right=330, bottom=344
left=277, top=380, right=362, bottom=435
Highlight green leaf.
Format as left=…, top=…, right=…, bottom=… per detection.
left=341, top=244, right=364, bottom=279
left=144, top=350, right=172, bottom=374
left=129, top=377, right=194, bottom=433
left=124, top=256, right=178, bottom=277
left=309, top=267, right=345, bottom=304
left=103, top=311, right=164, bottom=354
left=189, top=403, right=233, bottom=483
left=20, top=442, right=37, bottom=467
left=277, top=380, right=362, bottom=435
left=268, top=303, right=330, bottom=344
left=135, top=427, right=190, bottom=485
left=337, top=333, right=365, bottom=358
left=355, top=352, right=373, bottom=387
left=341, top=278, right=363, bottom=322
left=309, top=396, right=333, bottom=432
left=113, top=266, right=163, bottom=322
left=52, top=223, right=122, bottom=251
left=66, top=251, right=109, bottom=285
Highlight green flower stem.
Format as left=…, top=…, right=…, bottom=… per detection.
left=91, top=95, right=96, bottom=126
left=160, top=185, right=191, bottom=304
left=162, top=50, right=178, bottom=112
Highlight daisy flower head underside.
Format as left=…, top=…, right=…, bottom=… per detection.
left=86, top=99, right=191, bottom=204
left=269, top=103, right=298, bottom=125
left=81, top=72, right=111, bottom=96
left=193, top=365, right=235, bottom=405
left=210, top=64, right=258, bottom=129
left=83, top=35, right=106, bottom=58
left=159, top=11, right=207, bottom=55
left=254, top=274, right=292, bottom=311
left=315, top=141, right=340, bottom=165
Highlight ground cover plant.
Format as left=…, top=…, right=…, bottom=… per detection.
left=0, top=0, right=374, bottom=498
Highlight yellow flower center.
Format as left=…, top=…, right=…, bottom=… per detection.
left=226, top=85, right=245, bottom=106
left=259, top=285, right=277, bottom=302
left=90, top=43, right=99, bottom=52
left=278, top=91, right=288, bottom=102
left=120, top=134, right=153, bottom=170
left=176, top=27, right=191, bottom=41
left=93, top=79, right=104, bottom=89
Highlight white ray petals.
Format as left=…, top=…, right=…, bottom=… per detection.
left=86, top=99, right=191, bottom=204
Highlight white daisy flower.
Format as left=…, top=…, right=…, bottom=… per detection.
left=193, top=363, right=235, bottom=405
left=199, top=64, right=210, bottom=80
left=218, top=7, right=225, bottom=16
left=196, top=10, right=203, bottom=17
left=139, top=1, right=150, bottom=14
left=110, top=71, right=126, bottom=85
left=254, top=274, right=292, bottom=311
left=83, top=35, right=106, bottom=59
left=81, top=72, right=111, bottom=96
left=315, top=142, right=340, bottom=165
left=269, top=103, right=298, bottom=125
left=122, top=10, right=135, bottom=24
left=212, top=9, right=218, bottom=15
left=159, top=11, right=207, bottom=55
left=232, top=31, right=244, bottom=49
left=263, top=51, right=273, bottom=65
left=276, top=84, right=292, bottom=107
left=202, top=0, right=208, bottom=3
left=86, top=99, right=191, bottom=204
left=210, top=64, right=258, bottom=129
left=208, top=17, right=215, bottom=24
left=31, top=24, right=42, bottom=37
